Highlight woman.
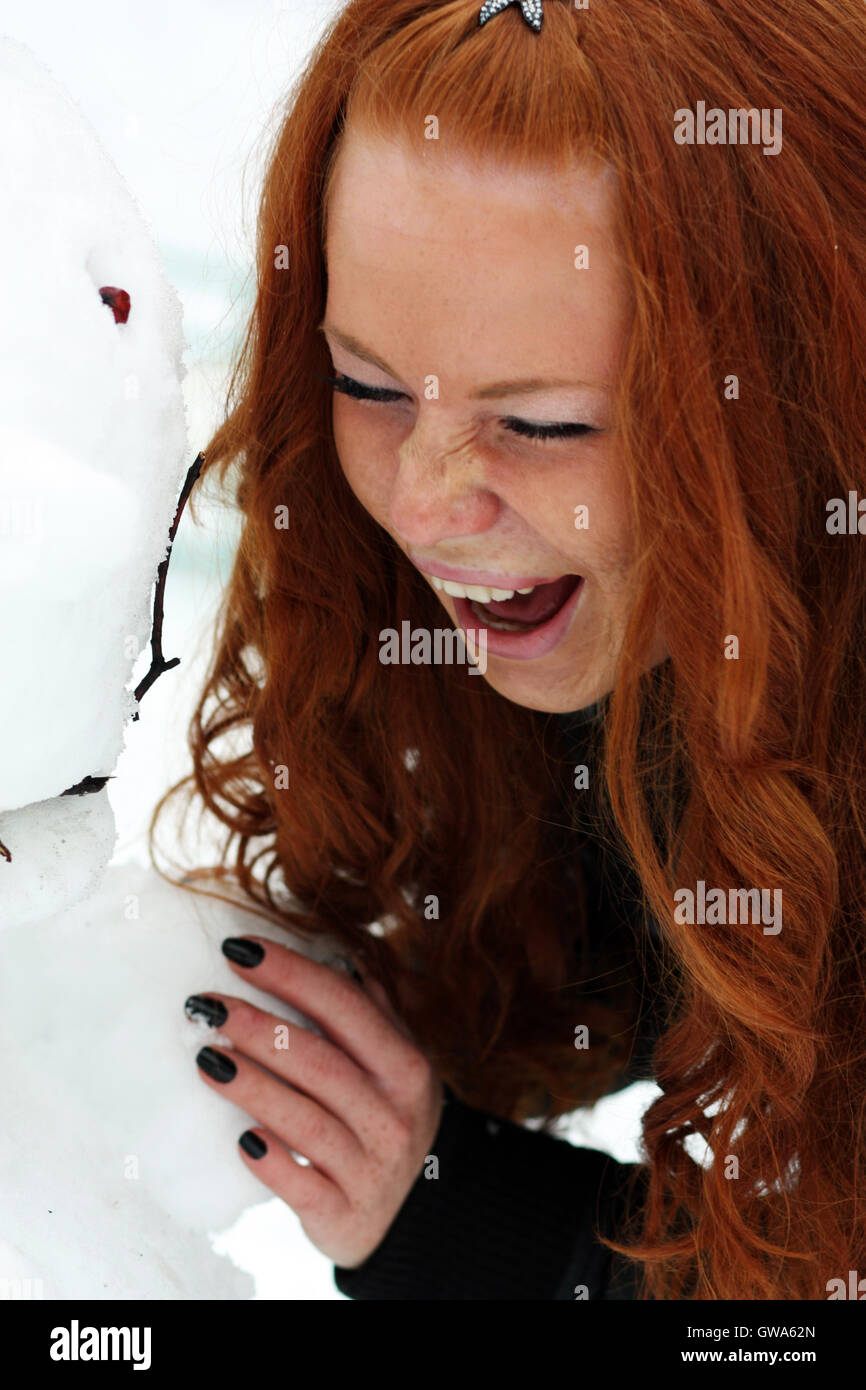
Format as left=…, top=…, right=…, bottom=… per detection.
left=152, top=0, right=866, bottom=1299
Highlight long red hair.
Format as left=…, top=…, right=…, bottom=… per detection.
left=150, top=0, right=866, bottom=1298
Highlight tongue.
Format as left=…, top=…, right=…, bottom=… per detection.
left=475, top=574, right=579, bottom=626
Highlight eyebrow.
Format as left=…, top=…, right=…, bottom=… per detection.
left=317, top=321, right=608, bottom=398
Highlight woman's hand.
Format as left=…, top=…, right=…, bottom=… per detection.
left=184, top=936, right=444, bottom=1269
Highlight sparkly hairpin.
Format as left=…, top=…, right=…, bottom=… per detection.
left=478, top=1, right=544, bottom=33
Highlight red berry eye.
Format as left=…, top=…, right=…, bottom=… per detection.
left=99, top=286, right=130, bottom=324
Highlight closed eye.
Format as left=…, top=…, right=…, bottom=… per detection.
left=320, top=373, right=598, bottom=443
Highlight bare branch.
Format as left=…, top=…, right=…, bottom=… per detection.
left=1, top=452, right=206, bottom=864
left=132, top=450, right=205, bottom=713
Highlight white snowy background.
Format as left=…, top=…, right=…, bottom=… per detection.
left=0, top=0, right=660, bottom=1301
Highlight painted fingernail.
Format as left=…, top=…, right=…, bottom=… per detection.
left=333, top=953, right=364, bottom=985
left=184, top=995, right=228, bottom=1026
left=239, top=1130, right=267, bottom=1159
left=221, top=937, right=265, bottom=967
left=196, top=1046, right=236, bottom=1083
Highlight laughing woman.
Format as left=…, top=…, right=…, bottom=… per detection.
left=151, top=0, right=866, bottom=1299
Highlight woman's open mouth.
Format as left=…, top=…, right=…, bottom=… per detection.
left=421, top=571, right=585, bottom=661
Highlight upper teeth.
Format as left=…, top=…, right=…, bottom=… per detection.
left=423, top=574, right=536, bottom=601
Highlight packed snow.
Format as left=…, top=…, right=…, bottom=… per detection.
left=0, top=36, right=344, bottom=1299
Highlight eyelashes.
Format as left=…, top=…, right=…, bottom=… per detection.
left=319, top=372, right=597, bottom=443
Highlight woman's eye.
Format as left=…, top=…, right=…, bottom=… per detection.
left=321, top=372, right=597, bottom=444
left=501, top=417, right=596, bottom=442
left=322, top=372, right=404, bottom=404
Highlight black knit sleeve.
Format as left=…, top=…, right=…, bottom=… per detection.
left=333, top=1086, right=646, bottom=1301
left=332, top=705, right=666, bottom=1301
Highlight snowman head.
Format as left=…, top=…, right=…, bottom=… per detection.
left=0, top=38, right=191, bottom=926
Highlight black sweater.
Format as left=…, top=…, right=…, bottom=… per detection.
left=333, top=704, right=669, bottom=1300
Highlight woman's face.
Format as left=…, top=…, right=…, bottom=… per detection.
left=321, top=124, right=667, bottom=713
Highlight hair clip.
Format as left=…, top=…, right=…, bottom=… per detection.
left=478, top=1, right=544, bottom=34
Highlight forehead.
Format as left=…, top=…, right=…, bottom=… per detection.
left=326, top=124, right=617, bottom=236
left=323, top=127, right=632, bottom=383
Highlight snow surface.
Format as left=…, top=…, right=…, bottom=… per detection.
left=0, top=33, right=188, bottom=902
left=0, top=35, right=344, bottom=1299
left=0, top=864, right=348, bottom=1298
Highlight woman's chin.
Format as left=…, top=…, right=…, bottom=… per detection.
left=473, top=659, right=604, bottom=715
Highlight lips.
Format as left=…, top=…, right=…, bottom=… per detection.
left=408, top=555, right=557, bottom=591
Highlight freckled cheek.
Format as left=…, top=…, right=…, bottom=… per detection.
left=332, top=403, right=396, bottom=523
left=502, top=475, right=581, bottom=556
left=511, top=462, right=634, bottom=588
left=588, top=484, right=637, bottom=585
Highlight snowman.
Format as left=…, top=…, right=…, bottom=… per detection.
left=0, top=36, right=343, bottom=1300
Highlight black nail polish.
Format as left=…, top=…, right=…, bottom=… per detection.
left=184, top=995, right=228, bottom=1027
left=239, top=1130, right=267, bottom=1159
left=221, top=937, right=265, bottom=967
left=196, top=1046, right=236, bottom=1083
left=333, top=953, right=364, bottom=985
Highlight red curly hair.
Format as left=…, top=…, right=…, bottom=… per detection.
left=150, top=0, right=866, bottom=1299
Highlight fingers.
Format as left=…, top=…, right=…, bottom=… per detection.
left=218, top=936, right=420, bottom=1087
left=194, top=1042, right=363, bottom=1192
left=235, top=1126, right=347, bottom=1222
left=185, top=991, right=396, bottom=1143
left=354, top=971, right=420, bottom=1047
left=187, top=941, right=444, bottom=1268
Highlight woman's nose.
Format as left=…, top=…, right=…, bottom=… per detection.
left=387, top=424, right=500, bottom=548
